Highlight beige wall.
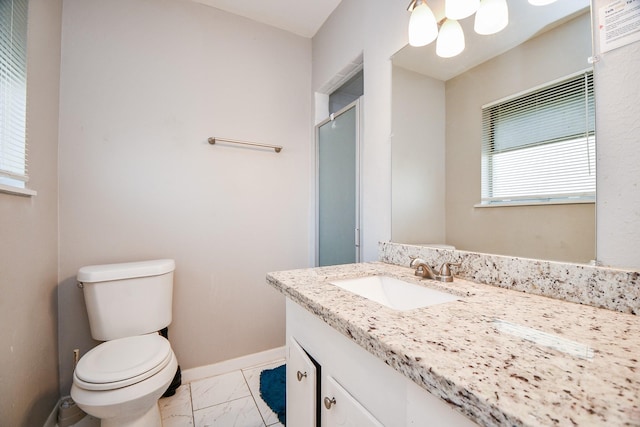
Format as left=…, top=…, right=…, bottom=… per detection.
left=391, top=67, right=446, bottom=244
left=0, top=0, right=636, bottom=421
left=444, top=12, right=596, bottom=263
left=0, top=0, right=62, bottom=424
left=57, top=0, right=311, bottom=394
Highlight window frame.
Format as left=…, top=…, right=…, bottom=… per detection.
left=478, top=69, right=595, bottom=208
left=0, top=0, right=34, bottom=197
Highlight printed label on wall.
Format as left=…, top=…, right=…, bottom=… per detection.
left=599, top=0, right=640, bottom=53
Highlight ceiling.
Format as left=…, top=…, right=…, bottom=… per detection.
left=190, top=0, right=343, bottom=38
left=393, top=0, right=590, bottom=81
left=188, top=0, right=590, bottom=81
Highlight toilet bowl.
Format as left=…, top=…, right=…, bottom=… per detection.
left=71, top=334, right=177, bottom=427
left=71, top=259, right=178, bottom=427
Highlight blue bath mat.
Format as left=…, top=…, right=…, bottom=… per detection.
left=259, top=364, right=286, bottom=425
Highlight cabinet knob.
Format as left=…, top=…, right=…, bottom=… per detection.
left=296, top=371, right=307, bottom=382
left=323, top=396, right=336, bottom=410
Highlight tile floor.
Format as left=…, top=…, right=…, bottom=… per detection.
left=70, top=359, right=285, bottom=427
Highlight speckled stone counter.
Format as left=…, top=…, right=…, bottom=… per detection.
left=380, top=242, right=640, bottom=315
left=267, top=262, right=640, bottom=427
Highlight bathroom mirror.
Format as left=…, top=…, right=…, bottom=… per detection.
left=391, top=0, right=595, bottom=263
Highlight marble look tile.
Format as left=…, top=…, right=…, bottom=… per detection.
left=159, top=384, right=194, bottom=426
left=191, top=371, right=252, bottom=411
left=193, top=396, right=265, bottom=427
left=162, top=413, right=195, bottom=427
left=242, top=360, right=285, bottom=426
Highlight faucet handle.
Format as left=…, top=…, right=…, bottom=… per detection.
left=438, top=262, right=461, bottom=281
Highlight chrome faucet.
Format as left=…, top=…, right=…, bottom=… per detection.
left=409, top=257, right=461, bottom=282
left=409, top=257, right=438, bottom=279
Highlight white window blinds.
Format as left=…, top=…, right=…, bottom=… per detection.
left=480, top=70, right=595, bottom=205
left=0, top=0, right=29, bottom=190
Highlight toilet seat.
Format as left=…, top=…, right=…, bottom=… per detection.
left=74, top=334, right=172, bottom=391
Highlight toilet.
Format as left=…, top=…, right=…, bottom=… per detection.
left=71, top=259, right=178, bottom=427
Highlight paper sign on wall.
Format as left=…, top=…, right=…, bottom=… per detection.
left=599, top=0, right=640, bottom=53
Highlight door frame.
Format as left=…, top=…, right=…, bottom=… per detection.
left=314, top=99, right=362, bottom=266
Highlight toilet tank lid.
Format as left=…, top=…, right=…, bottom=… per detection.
left=77, top=259, right=175, bottom=283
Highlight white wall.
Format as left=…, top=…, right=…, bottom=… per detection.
left=0, top=0, right=62, bottom=424
left=593, top=0, right=640, bottom=269
left=57, top=0, right=311, bottom=393
left=312, top=0, right=409, bottom=261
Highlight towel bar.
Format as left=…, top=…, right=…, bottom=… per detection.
left=208, top=137, right=282, bottom=153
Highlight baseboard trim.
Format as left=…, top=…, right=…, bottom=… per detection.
left=44, top=347, right=286, bottom=426
left=43, top=396, right=63, bottom=427
left=181, top=346, right=286, bottom=384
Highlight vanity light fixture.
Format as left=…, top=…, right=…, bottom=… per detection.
left=407, top=0, right=509, bottom=58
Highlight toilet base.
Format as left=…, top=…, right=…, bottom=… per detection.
left=100, top=403, right=161, bottom=427
left=72, top=351, right=177, bottom=427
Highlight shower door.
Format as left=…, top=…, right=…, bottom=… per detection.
left=316, top=101, right=360, bottom=267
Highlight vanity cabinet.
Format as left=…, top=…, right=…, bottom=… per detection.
left=286, top=299, right=477, bottom=427
left=322, top=375, right=384, bottom=426
left=287, top=337, right=317, bottom=426
left=288, top=334, right=383, bottom=426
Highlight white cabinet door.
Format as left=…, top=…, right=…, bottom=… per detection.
left=287, top=337, right=317, bottom=426
left=322, top=376, right=384, bottom=427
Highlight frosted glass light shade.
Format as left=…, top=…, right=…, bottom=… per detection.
left=474, top=0, right=509, bottom=35
left=528, top=0, right=557, bottom=5
left=445, top=0, right=480, bottom=20
left=436, top=19, right=465, bottom=58
left=408, top=1, right=439, bottom=47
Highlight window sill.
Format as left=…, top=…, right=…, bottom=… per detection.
left=0, top=183, right=37, bottom=197
left=475, top=198, right=594, bottom=208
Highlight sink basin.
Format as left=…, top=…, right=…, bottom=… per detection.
left=329, top=275, right=459, bottom=311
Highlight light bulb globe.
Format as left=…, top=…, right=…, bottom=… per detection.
left=474, top=0, right=509, bottom=35
left=408, top=2, right=439, bottom=47
left=437, top=19, right=465, bottom=58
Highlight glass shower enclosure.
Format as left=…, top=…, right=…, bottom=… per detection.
left=316, top=101, right=360, bottom=267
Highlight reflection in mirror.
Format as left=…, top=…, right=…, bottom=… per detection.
left=391, top=1, right=595, bottom=263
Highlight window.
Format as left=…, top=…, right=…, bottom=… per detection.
left=0, top=0, right=32, bottom=195
left=329, top=70, right=364, bottom=115
left=480, top=71, right=595, bottom=206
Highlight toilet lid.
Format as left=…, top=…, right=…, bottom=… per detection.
left=74, top=334, right=173, bottom=391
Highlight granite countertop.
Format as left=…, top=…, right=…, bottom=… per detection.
left=267, top=262, right=640, bottom=427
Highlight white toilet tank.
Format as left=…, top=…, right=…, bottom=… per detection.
left=77, top=259, right=175, bottom=341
